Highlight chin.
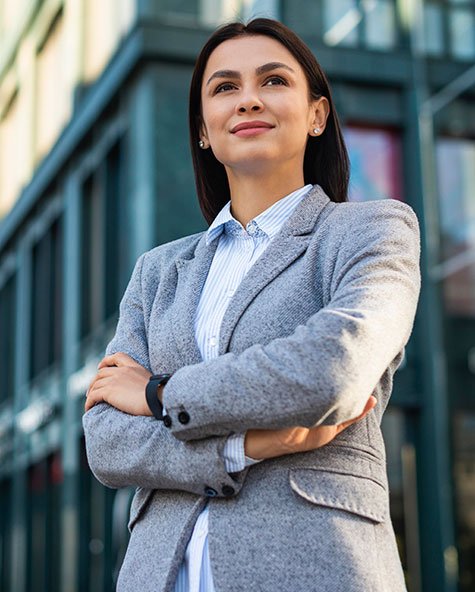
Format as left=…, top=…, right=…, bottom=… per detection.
left=220, top=149, right=281, bottom=171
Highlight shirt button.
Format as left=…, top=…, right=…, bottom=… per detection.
left=247, top=221, right=257, bottom=235
left=204, top=486, right=218, bottom=497
left=209, top=336, right=217, bottom=347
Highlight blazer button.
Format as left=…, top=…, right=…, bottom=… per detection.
left=204, top=486, right=218, bottom=497
left=221, top=485, right=235, bottom=497
left=178, top=411, right=190, bottom=424
left=163, top=415, right=172, bottom=428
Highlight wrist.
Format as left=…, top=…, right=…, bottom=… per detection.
left=244, top=430, right=282, bottom=460
left=145, top=374, right=172, bottom=420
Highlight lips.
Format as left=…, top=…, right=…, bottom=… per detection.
left=231, top=121, right=274, bottom=133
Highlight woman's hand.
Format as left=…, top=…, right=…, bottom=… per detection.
left=85, top=350, right=376, bottom=457
left=85, top=352, right=152, bottom=415
left=244, top=395, right=377, bottom=460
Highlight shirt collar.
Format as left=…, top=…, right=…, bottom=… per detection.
left=206, top=184, right=313, bottom=246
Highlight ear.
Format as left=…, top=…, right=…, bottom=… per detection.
left=199, top=119, right=210, bottom=149
left=309, top=96, right=330, bottom=136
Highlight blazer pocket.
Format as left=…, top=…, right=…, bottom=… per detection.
left=289, top=468, right=387, bottom=524
left=128, top=487, right=154, bottom=532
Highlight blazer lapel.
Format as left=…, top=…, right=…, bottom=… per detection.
left=218, top=185, right=332, bottom=355
left=170, top=184, right=332, bottom=365
left=171, top=235, right=219, bottom=366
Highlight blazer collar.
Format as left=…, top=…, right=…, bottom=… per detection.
left=171, top=184, right=332, bottom=365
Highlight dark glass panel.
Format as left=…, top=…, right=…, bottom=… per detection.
left=0, top=478, right=12, bottom=590
left=29, top=217, right=63, bottom=380
left=104, top=141, right=124, bottom=321
left=27, top=461, right=48, bottom=592
left=45, top=453, right=62, bottom=592
left=382, top=407, right=421, bottom=592
left=80, top=137, right=126, bottom=341
left=453, top=412, right=475, bottom=592
left=80, top=171, right=104, bottom=339
left=0, top=274, right=16, bottom=403
left=79, top=439, right=117, bottom=592
left=31, top=233, right=52, bottom=378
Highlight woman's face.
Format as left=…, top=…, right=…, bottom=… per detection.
left=200, top=35, right=329, bottom=176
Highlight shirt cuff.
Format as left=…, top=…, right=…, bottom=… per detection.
left=223, top=432, right=262, bottom=473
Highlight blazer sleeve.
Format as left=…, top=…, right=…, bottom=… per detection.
left=162, top=200, right=422, bottom=440
left=82, top=254, right=249, bottom=497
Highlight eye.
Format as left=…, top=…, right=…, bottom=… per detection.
left=214, top=82, right=237, bottom=94
left=264, top=76, right=287, bottom=86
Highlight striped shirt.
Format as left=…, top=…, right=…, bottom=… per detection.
left=172, top=184, right=313, bottom=592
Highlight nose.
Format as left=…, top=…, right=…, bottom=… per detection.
left=238, top=102, right=263, bottom=113
left=236, top=89, right=264, bottom=114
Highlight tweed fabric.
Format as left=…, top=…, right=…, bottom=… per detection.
left=83, top=184, right=420, bottom=592
left=174, top=184, right=312, bottom=592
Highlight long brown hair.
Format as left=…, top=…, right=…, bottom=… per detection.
left=189, top=18, right=350, bottom=224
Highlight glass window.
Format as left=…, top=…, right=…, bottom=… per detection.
left=0, top=478, right=12, bottom=591
left=26, top=454, right=63, bottom=592
left=363, top=0, right=397, bottom=50
left=449, top=9, right=475, bottom=60
left=26, top=461, right=47, bottom=591
left=436, top=138, right=475, bottom=317
left=382, top=408, right=421, bottom=591
left=453, top=412, right=475, bottom=592
left=80, top=139, right=126, bottom=342
left=0, top=274, right=16, bottom=405
left=423, top=3, right=445, bottom=56
left=79, top=439, right=120, bottom=592
left=47, top=453, right=62, bottom=592
left=200, top=0, right=279, bottom=27
left=345, top=126, right=403, bottom=202
left=240, top=0, right=279, bottom=20
left=323, top=0, right=360, bottom=47
left=30, top=217, right=63, bottom=381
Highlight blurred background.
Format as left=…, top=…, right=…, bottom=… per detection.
left=0, top=0, right=474, bottom=591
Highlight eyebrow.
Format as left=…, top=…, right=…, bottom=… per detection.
left=206, top=62, right=295, bottom=86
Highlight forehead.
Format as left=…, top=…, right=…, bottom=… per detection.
left=203, top=35, right=304, bottom=80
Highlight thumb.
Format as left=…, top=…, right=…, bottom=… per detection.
left=337, top=396, right=377, bottom=431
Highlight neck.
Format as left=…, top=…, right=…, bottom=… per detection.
left=226, top=167, right=306, bottom=228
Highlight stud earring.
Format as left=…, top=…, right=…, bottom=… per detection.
left=313, top=128, right=321, bottom=135
left=199, top=140, right=205, bottom=148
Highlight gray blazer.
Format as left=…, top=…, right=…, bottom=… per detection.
left=83, top=185, right=421, bottom=592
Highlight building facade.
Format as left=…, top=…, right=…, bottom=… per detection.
left=0, top=1, right=474, bottom=591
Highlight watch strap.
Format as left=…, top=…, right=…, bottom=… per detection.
left=146, top=374, right=172, bottom=420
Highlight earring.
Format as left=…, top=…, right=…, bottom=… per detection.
left=199, top=140, right=205, bottom=148
left=313, top=128, right=321, bottom=135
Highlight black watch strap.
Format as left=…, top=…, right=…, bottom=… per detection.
left=146, top=373, right=172, bottom=420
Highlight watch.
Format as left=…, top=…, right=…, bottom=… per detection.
left=146, top=373, right=172, bottom=420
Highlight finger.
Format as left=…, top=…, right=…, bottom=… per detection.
left=87, top=370, right=108, bottom=393
left=85, top=382, right=108, bottom=411
left=98, top=352, right=137, bottom=369
left=337, top=396, right=377, bottom=430
left=361, top=395, right=377, bottom=415
left=96, top=367, right=120, bottom=378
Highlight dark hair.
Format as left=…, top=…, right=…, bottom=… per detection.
left=189, top=18, right=350, bottom=224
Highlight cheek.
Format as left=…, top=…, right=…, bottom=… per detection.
left=201, top=103, right=228, bottom=138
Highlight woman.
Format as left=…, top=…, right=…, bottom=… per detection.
left=84, top=18, right=421, bottom=592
